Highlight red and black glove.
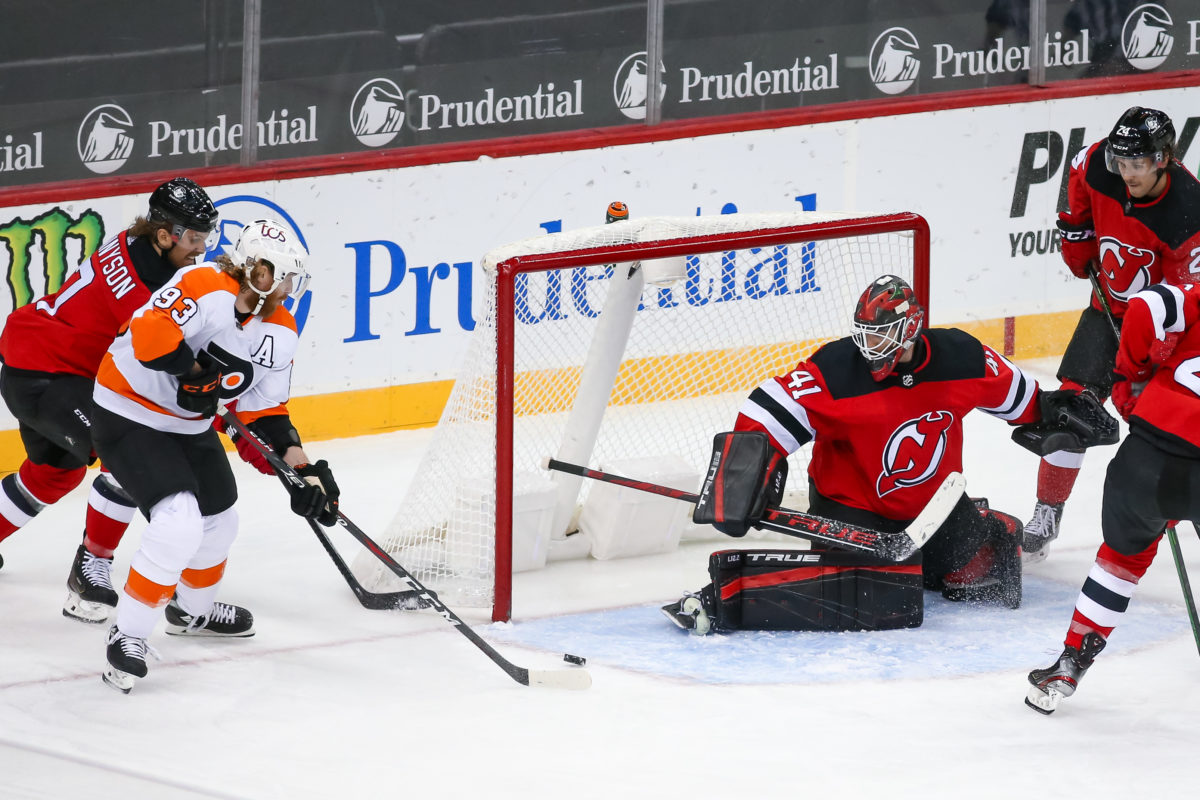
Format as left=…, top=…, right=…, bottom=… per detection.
left=1110, top=373, right=1145, bottom=421
left=212, top=403, right=273, bottom=475
left=1057, top=218, right=1097, bottom=279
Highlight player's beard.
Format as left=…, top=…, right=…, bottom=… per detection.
left=256, top=293, right=285, bottom=319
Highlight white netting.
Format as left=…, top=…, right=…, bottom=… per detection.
left=354, top=211, right=922, bottom=613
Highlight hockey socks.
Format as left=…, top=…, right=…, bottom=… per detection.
left=83, top=470, right=137, bottom=558
left=1064, top=540, right=1160, bottom=649
left=0, top=461, right=87, bottom=543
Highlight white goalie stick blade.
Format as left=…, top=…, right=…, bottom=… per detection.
left=526, top=668, right=594, bottom=690
left=902, top=471, right=967, bottom=549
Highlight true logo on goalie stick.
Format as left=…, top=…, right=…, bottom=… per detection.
left=877, top=410, right=953, bottom=497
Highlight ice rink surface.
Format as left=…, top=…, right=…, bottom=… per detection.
left=2, top=358, right=1199, bottom=799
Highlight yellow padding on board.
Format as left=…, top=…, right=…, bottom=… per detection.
left=0, top=309, right=1080, bottom=473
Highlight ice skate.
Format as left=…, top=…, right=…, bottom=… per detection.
left=63, top=543, right=119, bottom=623
left=1025, top=632, right=1106, bottom=715
left=1022, top=501, right=1063, bottom=564
left=103, top=625, right=154, bottom=694
left=661, top=590, right=713, bottom=636
left=164, top=596, right=255, bottom=637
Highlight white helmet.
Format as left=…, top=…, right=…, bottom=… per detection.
left=232, top=219, right=311, bottom=313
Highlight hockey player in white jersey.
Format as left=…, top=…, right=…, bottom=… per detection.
left=91, top=219, right=340, bottom=693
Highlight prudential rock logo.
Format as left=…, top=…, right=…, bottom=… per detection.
left=77, top=104, right=134, bottom=174
left=614, top=52, right=666, bottom=120
left=1122, top=4, right=1173, bottom=70
left=350, top=78, right=406, bottom=147
left=869, top=28, right=920, bottom=95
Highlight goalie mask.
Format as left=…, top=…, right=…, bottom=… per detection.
left=851, top=275, right=925, bottom=381
left=232, top=219, right=311, bottom=315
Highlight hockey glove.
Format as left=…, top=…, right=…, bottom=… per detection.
left=291, top=460, right=340, bottom=526
left=211, top=402, right=273, bottom=475
left=1056, top=218, right=1097, bottom=278
left=1110, top=374, right=1146, bottom=421
left=176, top=355, right=223, bottom=417
left=693, top=431, right=788, bottom=538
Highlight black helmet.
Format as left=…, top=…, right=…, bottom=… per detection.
left=148, top=177, right=218, bottom=233
left=1106, top=106, right=1175, bottom=172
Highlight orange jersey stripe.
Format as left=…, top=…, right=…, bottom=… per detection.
left=96, top=352, right=179, bottom=417
left=125, top=568, right=175, bottom=608
left=179, top=561, right=227, bottom=589
left=129, top=267, right=239, bottom=364
left=261, top=304, right=299, bottom=333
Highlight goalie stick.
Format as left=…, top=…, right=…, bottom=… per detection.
left=544, top=457, right=965, bottom=561
left=219, top=410, right=592, bottom=690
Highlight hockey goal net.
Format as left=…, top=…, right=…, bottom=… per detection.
left=357, top=211, right=929, bottom=621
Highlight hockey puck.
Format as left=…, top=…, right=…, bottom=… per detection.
left=563, top=653, right=587, bottom=666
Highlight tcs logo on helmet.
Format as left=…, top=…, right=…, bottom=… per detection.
left=877, top=410, right=954, bottom=497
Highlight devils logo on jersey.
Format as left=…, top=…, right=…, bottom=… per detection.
left=876, top=410, right=954, bottom=497
left=1098, top=236, right=1156, bottom=300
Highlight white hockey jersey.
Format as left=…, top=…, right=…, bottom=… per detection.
left=94, top=262, right=299, bottom=435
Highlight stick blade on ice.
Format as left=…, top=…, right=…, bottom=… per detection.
left=526, top=668, right=593, bottom=690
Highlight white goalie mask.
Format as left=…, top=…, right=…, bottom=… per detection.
left=232, top=219, right=311, bottom=314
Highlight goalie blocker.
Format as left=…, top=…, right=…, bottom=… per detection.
left=663, top=546, right=924, bottom=634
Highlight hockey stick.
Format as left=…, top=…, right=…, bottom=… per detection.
left=1087, top=264, right=1200, bottom=655
left=544, top=457, right=965, bottom=562
left=266, top=466, right=426, bottom=611
left=219, top=410, right=592, bottom=690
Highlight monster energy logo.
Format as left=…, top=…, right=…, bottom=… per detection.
left=1, top=208, right=104, bottom=309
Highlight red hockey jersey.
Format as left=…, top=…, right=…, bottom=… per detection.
left=734, top=329, right=1040, bottom=521
left=1061, top=140, right=1200, bottom=317
left=1116, top=283, right=1200, bottom=457
left=0, top=232, right=172, bottom=377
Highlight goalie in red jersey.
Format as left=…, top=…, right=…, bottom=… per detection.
left=1026, top=282, right=1200, bottom=714
left=1025, top=106, right=1200, bottom=563
left=664, top=275, right=1117, bottom=635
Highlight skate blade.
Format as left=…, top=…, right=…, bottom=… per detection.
left=1024, top=684, right=1061, bottom=715
left=63, top=592, right=114, bottom=624
left=102, top=666, right=136, bottom=694
left=165, top=624, right=255, bottom=638
left=1021, top=548, right=1049, bottom=566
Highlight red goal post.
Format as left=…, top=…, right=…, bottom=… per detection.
left=359, top=211, right=930, bottom=621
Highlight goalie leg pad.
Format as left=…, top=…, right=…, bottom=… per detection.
left=693, top=431, right=787, bottom=538
left=707, top=548, right=923, bottom=632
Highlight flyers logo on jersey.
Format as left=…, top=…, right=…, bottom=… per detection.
left=876, top=410, right=954, bottom=497
left=1098, top=236, right=1156, bottom=300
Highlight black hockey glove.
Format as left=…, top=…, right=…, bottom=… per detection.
left=176, top=355, right=223, bottom=417
left=1010, top=389, right=1119, bottom=456
left=693, top=431, right=788, bottom=537
left=291, top=460, right=340, bottom=526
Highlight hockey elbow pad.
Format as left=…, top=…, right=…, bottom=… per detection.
left=693, top=431, right=788, bottom=537
left=1056, top=218, right=1097, bottom=277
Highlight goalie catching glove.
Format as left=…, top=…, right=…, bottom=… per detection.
left=1011, top=389, right=1119, bottom=456
left=288, top=460, right=340, bottom=526
left=693, top=431, right=788, bottom=537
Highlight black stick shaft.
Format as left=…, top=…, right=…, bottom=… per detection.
left=220, top=410, right=585, bottom=688
left=544, top=457, right=911, bottom=560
